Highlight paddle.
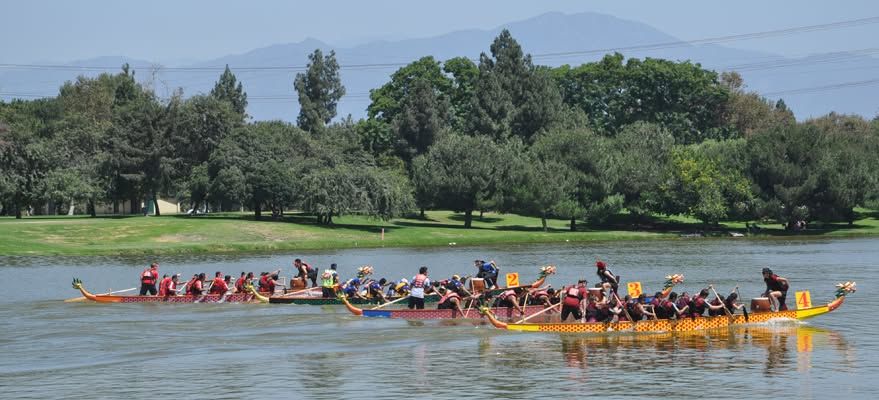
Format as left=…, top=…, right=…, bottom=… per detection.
left=371, top=295, right=409, bottom=309
left=279, top=286, right=320, bottom=298
left=612, top=291, right=636, bottom=328
left=516, top=302, right=561, bottom=323
left=735, top=286, right=749, bottom=322
left=709, top=285, right=734, bottom=323
left=65, top=287, right=136, bottom=302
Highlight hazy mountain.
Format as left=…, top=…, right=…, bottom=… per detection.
left=2, top=12, right=877, bottom=121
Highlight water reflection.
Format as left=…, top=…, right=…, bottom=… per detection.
left=550, top=324, right=851, bottom=375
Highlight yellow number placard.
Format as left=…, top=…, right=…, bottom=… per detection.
left=795, top=290, right=812, bottom=309
left=505, top=272, right=520, bottom=288
left=627, top=282, right=643, bottom=298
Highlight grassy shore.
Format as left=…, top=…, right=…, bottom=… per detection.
left=1, top=209, right=877, bottom=256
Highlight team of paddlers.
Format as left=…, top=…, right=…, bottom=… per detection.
left=137, top=257, right=791, bottom=321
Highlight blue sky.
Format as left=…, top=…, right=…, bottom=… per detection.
left=3, top=0, right=878, bottom=64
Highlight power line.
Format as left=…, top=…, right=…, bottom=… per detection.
left=763, top=78, right=879, bottom=96
left=1, top=15, right=878, bottom=73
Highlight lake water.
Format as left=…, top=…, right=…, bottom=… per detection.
left=0, top=238, right=875, bottom=399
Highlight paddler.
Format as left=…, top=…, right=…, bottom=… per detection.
left=366, top=278, right=389, bottom=302
left=495, top=287, right=527, bottom=315
left=561, top=280, right=587, bottom=322
left=258, top=269, right=282, bottom=294
left=139, top=262, right=159, bottom=295
left=209, top=272, right=230, bottom=295
left=320, top=263, right=339, bottom=298
left=158, top=274, right=179, bottom=297
left=690, top=288, right=726, bottom=317
left=628, top=294, right=655, bottom=320
left=235, top=272, right=254, bottom=293
left=189, top=273, right=207, bottom=296
left=595, top=260, right=619, bottom=294
left=657, top=292, right=688, bottom=319
left=762, top=267, right=790, bottom=311
left=437, top=275, right=472, bottom=312
left=388, top=279, right=410, bottom=298
left=340, top=278, right=365, bottom=299
left=408, top=266, right=431, bottom=310
left=530, top=287, right=557, bottom=307
left=474, top=259, right=500, bottom=289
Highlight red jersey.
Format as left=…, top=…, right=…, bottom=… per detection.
left=210, top=278, right=229, bottom=295
left=158, top=277, right=174, bottom=296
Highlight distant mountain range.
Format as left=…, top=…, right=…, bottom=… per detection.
left=2, top=12, right=877, bottom=121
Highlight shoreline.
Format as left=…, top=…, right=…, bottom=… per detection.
left=1, top=210, right=876, bottom=256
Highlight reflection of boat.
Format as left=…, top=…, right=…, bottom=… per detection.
left=482, top=282, right=856, bottom=334
left=71, top=279, right=258, bottom=303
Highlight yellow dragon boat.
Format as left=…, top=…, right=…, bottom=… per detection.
left=481, top=282, right=856, bottom=334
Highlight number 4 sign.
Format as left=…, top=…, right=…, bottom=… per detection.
left=795, top=290, right=812, bottom=309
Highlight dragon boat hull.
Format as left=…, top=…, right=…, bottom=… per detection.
left=268, top=293, right=441, bottom=305
left=484, top=292, right=849, bottom=334
left=342, top=296, right=556, bottom=320
left=71, top=280, right=258, bottom=303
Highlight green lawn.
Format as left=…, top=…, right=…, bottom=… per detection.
left=1, top=209, right=877, bottom=256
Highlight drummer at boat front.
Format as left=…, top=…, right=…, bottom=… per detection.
left=762, top=267, right=790, bottom=311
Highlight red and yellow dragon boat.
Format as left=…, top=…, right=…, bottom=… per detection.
left=481, top=282, right=856, bottom=334
left=71, top=278, right=260, bottom=303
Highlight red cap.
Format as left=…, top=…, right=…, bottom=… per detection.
left=596, top=261, right=606, bottom=269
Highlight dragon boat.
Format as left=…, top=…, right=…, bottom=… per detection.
left=338, top=271, right=683, bottom=320
left=251, top=266, right=558, bottom=305
left=71, top=278, right=260, bottom=303
left=481, top=282, right=856, bottom=334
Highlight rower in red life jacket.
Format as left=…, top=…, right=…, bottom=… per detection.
left=628, top=294, right=656, bottom=320
left=691, top=288, right=726, bottom=317
left=189, top=273, right=207, bottom=296
left=495, top=287, right=526, bottom=315
left=658, top=292, right=688, bottom=319
left=233, top=272, right=246, bottom=293
left=529, top=287, right=556, bottom=307
left=437, top=275, right=470, bottom=314
left=209, top=272, right=230, bottom=295
left=235, top=272, right=254, bottom=293
left=762, top=267, right=790, bottom=311
left=408, top=266, right=431, bottom=310
left=158, top=274, right=179, bottom=297
left=561, top=280, right=587, bottom=322
left=139, top=262, right=159, bottom=295
left=258, top=269, right=281, bottom=294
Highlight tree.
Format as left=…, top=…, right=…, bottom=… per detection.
left=612, top=122, right=675, bottom=217
left=442, top=56, right=479, bottom=131
left=720, top=71, right=794, bottom=137
left=508, top=152, right=577, bottom=231
left=295, top=49, right=345, bottom=132
left=412, top=134, right=510, bottom=228
left=367, top=56, right=451, bottom=123
left=554, top=53, right=731, bottom=143
left=392, top=77, right=449, bottom=163
left=210, top=65, right=248, bottom=117
left=468, top=30, right=562, bottom=142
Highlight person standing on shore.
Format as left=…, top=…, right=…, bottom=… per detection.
left=139, top=262, right=159, bottom=295
left=409, top=266, right=431, bottom=310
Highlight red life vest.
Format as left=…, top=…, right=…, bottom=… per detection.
left=141, top=268, right=157, bottom=285
left=235, top=278, right=246, bottom=292
left=501, top=290, right=516, bottom=300
left=563, top=287, right=582, bottom=307
left=413, top=274, right=428, bottom=289
left=189, top=280, right=203, bottom=295
left=439, top=291, right=460, bottom=305
left=158, top=277, right=170, bottom=296
left=210, top=278, right=228, bottom=295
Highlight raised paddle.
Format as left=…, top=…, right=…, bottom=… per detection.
left=65, top=287, right=136, bottom=302
left=371, top=295, right=410, bottom=309
left=709, top=285, right=734, bottom=322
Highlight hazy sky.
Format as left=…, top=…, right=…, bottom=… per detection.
left=2, top=0, right=878, bottom=64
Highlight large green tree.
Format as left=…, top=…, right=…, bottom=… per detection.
left=295, top=49, right=345, bottom=133
left=210, top=65, right=248, bottom=117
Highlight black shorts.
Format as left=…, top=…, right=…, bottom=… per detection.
left=408, top=296, right=425, bottom=310
left=321, top=287, right=335, bottom=298
left=561, top=305, right=582, bottom=321
left=140, top=283, right=157, bottom=296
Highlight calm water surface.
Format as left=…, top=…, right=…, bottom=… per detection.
left=0, top=238, right=876, bottom=399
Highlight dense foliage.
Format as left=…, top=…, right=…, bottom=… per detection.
left=2, top=31, right=878, bottom=230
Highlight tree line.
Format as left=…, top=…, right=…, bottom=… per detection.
left=2, top=30, right=878, bottom=229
